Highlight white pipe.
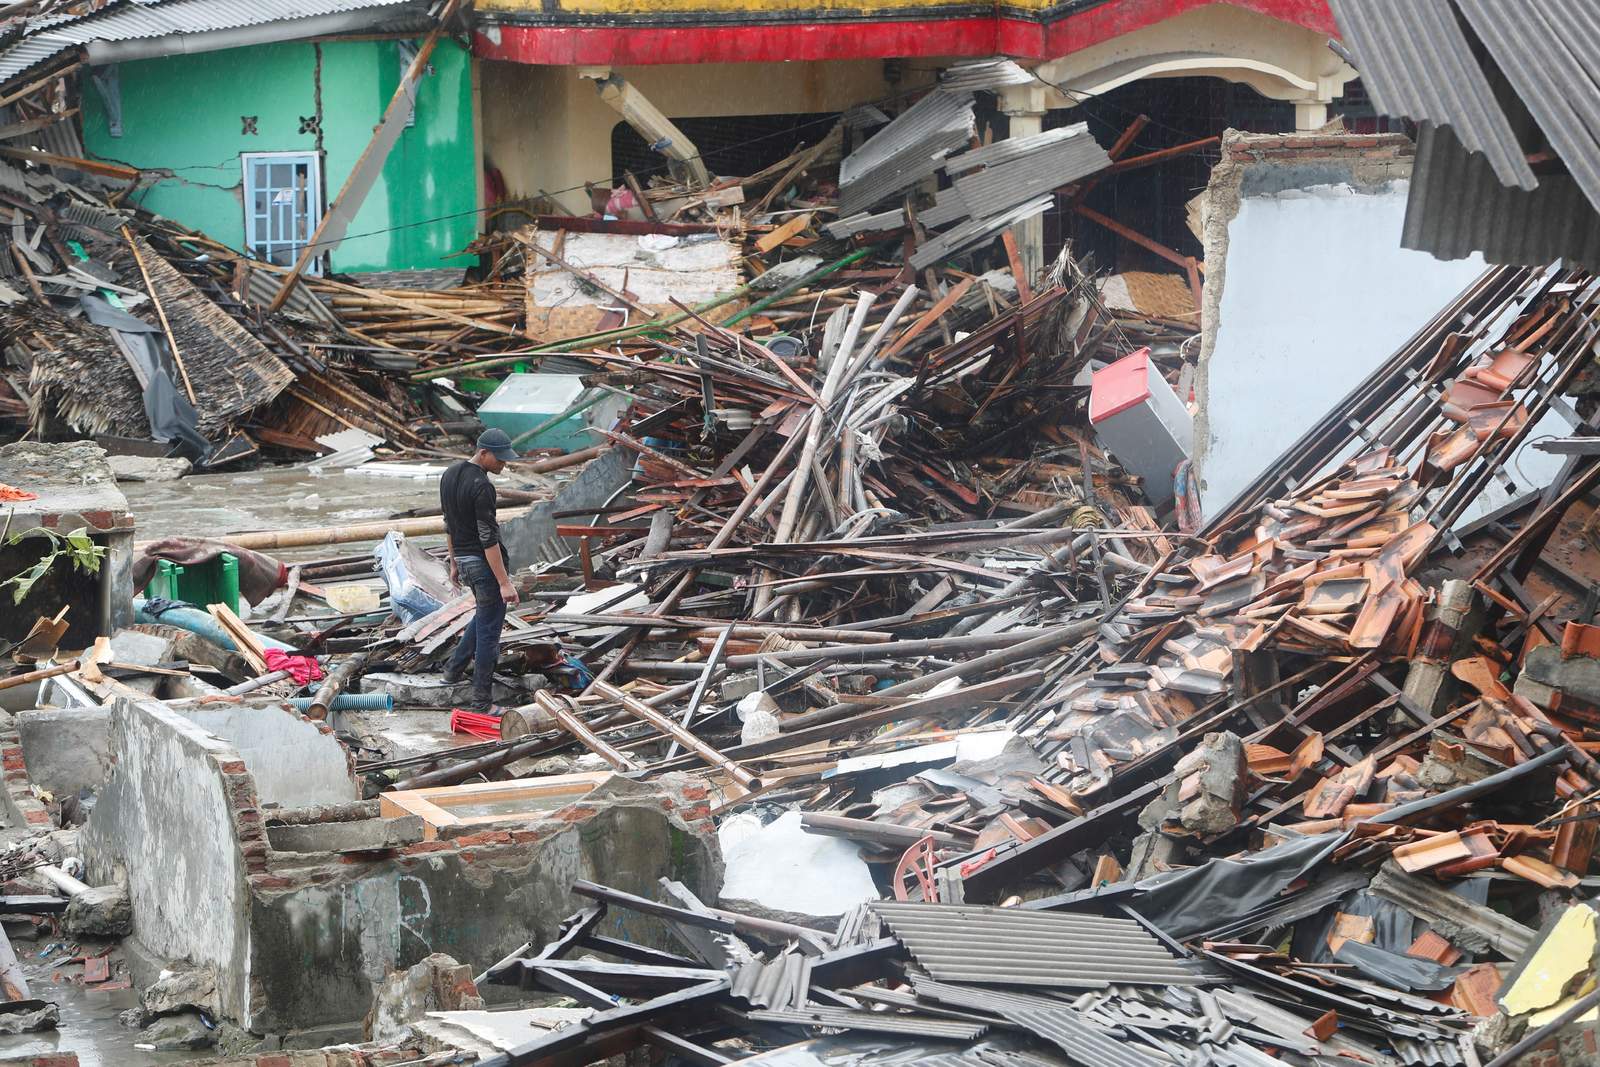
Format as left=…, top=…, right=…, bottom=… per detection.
left=37, top=864, right=89, bottom=898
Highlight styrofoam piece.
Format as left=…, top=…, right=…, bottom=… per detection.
left=719, top=811, right=880, bottom=917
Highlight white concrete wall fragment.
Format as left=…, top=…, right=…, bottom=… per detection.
left=1196, top=178, right=1486, bottom=516
left=182, top=704, right=358, bottom=808
left=81, top=698, right=251, bottom=1022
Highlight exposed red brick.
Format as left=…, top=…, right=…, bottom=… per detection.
left=24, top=810, right=51, bottom=826
left=217, top=760, right=248, bottom=774
left=680, top=784, right=710, bottom=800
left=551, top=805, right=597, bottom=823
left=249, top=875, right=297, bottom=891
left=402, top=841, right=454, bottom=855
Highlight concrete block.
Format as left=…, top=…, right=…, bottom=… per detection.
left=64, top=884, right=131, bottom=937
left=265, top=817, right=424, bottom=855
left=363, top=953, right=483, bottom=1043
left=15, top=707, right=111, bottom=801
left=108, top=455, right=191, bottom=483
left=1521, top=642, right=1600, bottom=708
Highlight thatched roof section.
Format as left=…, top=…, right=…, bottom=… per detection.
left=10, top=301, right=148, bottom=438
left=123, top=235, right=295, bottom=426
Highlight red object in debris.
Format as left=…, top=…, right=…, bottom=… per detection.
left=1088, top=346, right=1156, bottom=423
left=0, top=483, right=36, bottom=502
left=449, top=709, right=503, bottom=740
left=894, top=835, right=941, bottom=902
left=263, top=648, right=324, bottom=685
left=82, top=955, right=110, bottom=984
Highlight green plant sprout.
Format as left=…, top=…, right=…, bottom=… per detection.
left=0, top=509, right=107, bottom=605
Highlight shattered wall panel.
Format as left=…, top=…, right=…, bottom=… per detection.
left=80, top=698, right=257, bottom=1025
left=1193, top=132, right=1486, bottom=518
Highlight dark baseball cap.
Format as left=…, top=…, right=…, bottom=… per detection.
left=477, top=427, right=520, bottom=462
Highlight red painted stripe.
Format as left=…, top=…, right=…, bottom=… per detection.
left=474, top=0, right=1336, bottom=66
left=1007, top=0, right=1338, bottom=54
left=475, top=19, right=1000, bottom=66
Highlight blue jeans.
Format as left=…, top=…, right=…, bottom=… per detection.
left=446, top=554, right=505, bottom=701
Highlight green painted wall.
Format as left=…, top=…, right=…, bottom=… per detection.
left=81, top=37, right=477, bottom=274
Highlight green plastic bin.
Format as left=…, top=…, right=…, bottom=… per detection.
left=144, top=553, right=241, bottom=614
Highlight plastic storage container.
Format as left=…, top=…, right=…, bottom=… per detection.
left=1088, top=347, right=1192, bottom=507
left=476, top=373, right=594, bottom=452
left=144, top=553, right=240, bottom=613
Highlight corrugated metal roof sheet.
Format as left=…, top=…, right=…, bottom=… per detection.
left=745, top=1006, right=989, bottom=1040
left=909, top=195, right=1050, bottom=270
left=947, top=124, right=1090, bottom=176
left=1456, top=0, right=1600, bottom=213
left=938, top=57, right=1035, bottom=92
left=913, top=979, right=1169, bottom=1067
left=951, top=134, right=1108, bottom=221
left=823, top=207, right=904, bottom=239
left=1392, top=1036, right=1468, bottom=1067
left=838, top=88, right=974, bottom=216
left=1328, top=0, right=1534, bottom=190
left=870, top=902, right=1202, bottom=987
left=917, top=187, right=970, bottom=229
left=1402, top=123, right=1600, bottom=269
left=0, top=0, right=424, bottom=86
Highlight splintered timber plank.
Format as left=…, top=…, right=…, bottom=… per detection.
left=207, top=603, right=269, bottom=673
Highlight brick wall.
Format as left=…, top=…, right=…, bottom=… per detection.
left=1222, top=130, right=1415, bottom=167
left=1, top=717, right=56, bottom=831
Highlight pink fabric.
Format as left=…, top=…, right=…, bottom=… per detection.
left=264, top=648, right=324, bottom=685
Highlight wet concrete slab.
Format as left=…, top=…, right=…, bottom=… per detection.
left=120, top=466, right=445, bottom=561
left=0, top=943, right=206, bottom=1066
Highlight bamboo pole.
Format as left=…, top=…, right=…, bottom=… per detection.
left=411, top=244, right=881, bottom=382
left=134, top=513, right=513, bottom=552
left=122, top=226, right=196, bottom=404
left=0, top=659, right=79, bottom=692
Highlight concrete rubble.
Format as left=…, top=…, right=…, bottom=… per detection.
left=0, top=3, right=1591, bottom=1067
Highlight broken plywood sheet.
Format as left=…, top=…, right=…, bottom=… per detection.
left=1501, top=902, right=1598, bottom=1018
left=524, top=231, right=744, bottom=338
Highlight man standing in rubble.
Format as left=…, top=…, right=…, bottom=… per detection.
left=440, top=428, right=520, bottom=714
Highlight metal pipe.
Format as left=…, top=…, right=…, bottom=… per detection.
left=307, top=651, right=369, bottom=720
left=223, top=670, right=292, bottom=695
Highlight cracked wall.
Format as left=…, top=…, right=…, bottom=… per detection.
left=80, top=38, right=478, bottom=274
left=1193, top=131, right=1487, bottom=518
